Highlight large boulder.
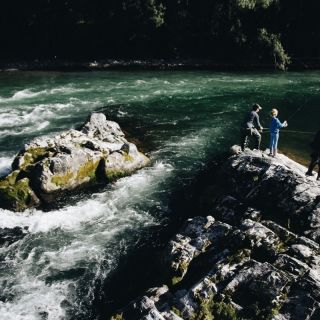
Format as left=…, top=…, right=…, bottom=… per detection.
left=0, top=113, right=149, bottom=211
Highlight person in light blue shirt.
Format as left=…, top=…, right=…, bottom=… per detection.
left=269, top=108, right=288, bottom=157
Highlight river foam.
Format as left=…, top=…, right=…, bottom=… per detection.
left=0, top=86, right=88, bottom=103
left=0, top=161, right=173, bottom=319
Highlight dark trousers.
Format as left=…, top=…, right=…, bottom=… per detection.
left=240, top=128, right=261, bottom=151
left=307, top=152, right=320, bottom=178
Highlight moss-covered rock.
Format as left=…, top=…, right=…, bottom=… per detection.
left=0, top=113, right=149, bottom=211
left=12, top=147, right=51, bottom=171
left=0, top=172, right=40, bottom=211
left=191, top=295, right=239, bottom=320
left=104, top=147, right=149, bottom=183
left=50, top=159, right=101, bottom=188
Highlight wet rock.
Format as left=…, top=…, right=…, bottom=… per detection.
left=80, top=113, right=125, bottom=142
left=290, top=244, right=314, bottom=261
left=0, top=113, right=149, bottom=211
left=164, top=216, right=232, bottom=284
left=0, top=226, right=28, bottom=246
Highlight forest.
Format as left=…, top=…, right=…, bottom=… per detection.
left=1, top=0, right=319, bottom=70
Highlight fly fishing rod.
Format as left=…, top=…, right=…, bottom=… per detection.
left=262, top=99, right=314, bottom=135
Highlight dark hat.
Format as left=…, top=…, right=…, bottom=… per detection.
left=252, top=103, right=262, bottom=111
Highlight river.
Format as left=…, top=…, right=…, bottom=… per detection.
left=0, top=70, right=319, bottom=319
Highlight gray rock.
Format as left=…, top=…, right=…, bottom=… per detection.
left=222, top=149, right=320, bottom=242
left=80, top=113, right=125, bottom=142
left=164, top=216, right=232, bottom=284
left=0, top=113, right=149, bottom=211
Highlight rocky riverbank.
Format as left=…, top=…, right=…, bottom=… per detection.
left=0, top=113, right=149, bottom=211
left=1, top=58, right=320, bottom=72
left=112, top=149, right=320, bottom=320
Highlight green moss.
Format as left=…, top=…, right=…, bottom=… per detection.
left=110, top=314, right=124, bottom=320
left=172, top=276, right=182, bottom=286
left=76, top=159, right=100, bottom=180
left=6, top=170, right=19, bottom=185
left=105, top=168, right=128, bottom=182
left=193, top=297, right=214, bottom=320
left=51, top=171, right=74, bottom=186
left=123, top=153, right=134, bottom=162
left=212, top=301, right=238, bottom=320
left=22, top=153, right=33, bottom=166
left=171, top=306, right=183, bottom=318
left=275, top=241, right=286, bottom=253
left=189, top=295, right=239, bottom=320
left=171, top=260, right=190, bottom=285
left=20, top=147, right=48, bottom=169
left=179, top=260, right=189, bottom=273
left=27, top=147, right=47, bottom=158
left=0, top=177, right=36, bottom=211
left=51, top=160, right=100, bottom=186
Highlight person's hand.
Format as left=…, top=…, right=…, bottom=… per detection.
left=283, top=120, right=288, bottom=127
left=259, top=126, right=263, bottom=133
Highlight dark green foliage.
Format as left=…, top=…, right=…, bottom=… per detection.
left=258, top=28, right=291, bottom=70
left=0, top=0, right=319, bottom=69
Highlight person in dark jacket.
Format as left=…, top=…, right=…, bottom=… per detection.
left=306, top=130, right=320, bottom=180
left=240, top=104, right=264, bottom=151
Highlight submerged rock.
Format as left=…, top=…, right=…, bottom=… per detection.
left=0, top=113, right=149, bottom=211
left=112, top=149, right=320, bottom=320
left=0, top=226, right=29, bottom=246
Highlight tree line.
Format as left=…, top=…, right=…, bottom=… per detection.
left=1, top=0, right=319, bottom=69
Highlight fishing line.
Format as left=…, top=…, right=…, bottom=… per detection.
left=287, top=105, right=304, bottom=121
left=286, top=96, right=310, bottom=121
left=262, top=129, right=314, bottom=134
left=262, top=97, right=313, bottom=135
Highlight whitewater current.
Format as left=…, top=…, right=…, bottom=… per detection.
left=0, top=71, right=319, bottom=319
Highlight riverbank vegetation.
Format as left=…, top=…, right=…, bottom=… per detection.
left=1, top=0, right=319, bottom=69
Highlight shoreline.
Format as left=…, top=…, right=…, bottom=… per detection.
left=1, top=58, right=320, bottom=72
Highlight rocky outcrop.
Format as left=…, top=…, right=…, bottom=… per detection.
left=0, top=113, right=149, bottom=211
left=112, top=149, right=320, bottom=320
left=221, top=149, right=320, bottom=242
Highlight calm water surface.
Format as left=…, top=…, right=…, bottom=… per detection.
left=0, top=71, right=319, bottom=319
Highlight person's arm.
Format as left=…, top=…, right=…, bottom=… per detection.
left=276, top=118, right=287, bottom=128
left=254, top=113, right=263, bottom=130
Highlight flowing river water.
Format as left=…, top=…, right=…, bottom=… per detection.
left=0, top=71, right=319, bottom=319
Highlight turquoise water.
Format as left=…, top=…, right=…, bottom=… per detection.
left=0, top=71, right=319, bottom=319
